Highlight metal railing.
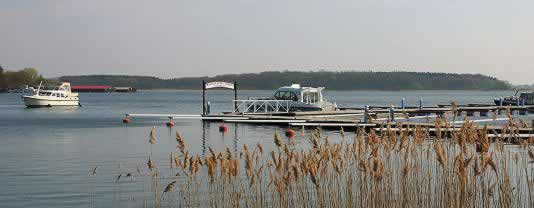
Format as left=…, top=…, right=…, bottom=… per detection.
left=233, top=100, right=291, bottom=113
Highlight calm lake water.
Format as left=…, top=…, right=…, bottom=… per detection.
left=0, top=90, right=529, bottom=207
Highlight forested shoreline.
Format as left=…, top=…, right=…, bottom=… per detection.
left=0, top=67, right=513, bottom=91
left=0, top=66, right=51, bottom=91
left=59, top=71, right=511, bottom=90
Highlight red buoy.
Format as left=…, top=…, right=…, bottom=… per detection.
left=122, top=116, right=130, bottom=123
left=166, top=121, right=175, bottom=127
left=219, top=124, right=228, bottom=132
left=166, top=117, right=175, bottom=127
left=373, top=135, right=380, bottom=144
left=285, top=128, right=296, bottom=138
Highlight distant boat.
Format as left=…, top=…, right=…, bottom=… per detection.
left=242, top=84, right=337, bottom=112
left=22, top=82, right=80, bottom=107
left=6, top=85, right=36, bottom=94
left=494, top=90, right=534, bottom=106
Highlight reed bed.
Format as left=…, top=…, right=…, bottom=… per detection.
left=116, top=116, right=534, bottom=208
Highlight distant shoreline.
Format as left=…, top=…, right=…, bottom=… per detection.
left=58, top=71, right=512, bottom=91
left=135, top=89, right=514, bottom=92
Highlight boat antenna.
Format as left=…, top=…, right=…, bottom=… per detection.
left=36, top=81, right=42, bottom=95
left=514, top=88, right=519, bottom=96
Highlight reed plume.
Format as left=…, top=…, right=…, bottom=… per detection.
left=149, top=127, right=156, bottom=144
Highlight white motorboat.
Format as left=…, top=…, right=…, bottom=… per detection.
left=22, top=82, right=80, bottom=107
left=237, top=84, right=337, bottom=113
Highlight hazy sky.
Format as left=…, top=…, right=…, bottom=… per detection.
left=1, top=0, right=533, bottom=84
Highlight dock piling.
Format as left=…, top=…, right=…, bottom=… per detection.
left=418, top=97, right=423, bottom=110
left=389, top=106, right=395, bottom=121
left=364, top=105, right=369, bottom=123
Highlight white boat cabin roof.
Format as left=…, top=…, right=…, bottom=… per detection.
left=38, top=82, right=74, bottom=94
left=273, top=84, right=326, bottom=102
left=275, top=84, right=325, bottom=94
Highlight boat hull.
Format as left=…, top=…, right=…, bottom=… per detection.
left=494, top=98, right=533, bottom=106
left=23, top=96, right=79, bottom=107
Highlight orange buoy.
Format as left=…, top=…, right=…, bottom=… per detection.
left=166, top=117, right=175, bottom=127
left=285, top=128, right=296, bottom=138
left=373, top=135, right=380, bottom=144
left=166, top=121, right=174, bottom=127
left=122, top=116, right=130, bottom=123
left=219, top=124, right=228, bottom=132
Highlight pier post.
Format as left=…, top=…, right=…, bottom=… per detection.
left=364, top=105, right=369, bottom=123
left=234, top=81, right=238, bottom=111
left=516, top=99, right=520, bottom=106
left=499, top=97, right=503, bottom=106
left=202, top=80, right=206, bottom=115
left=401, top=98, right=405, bottom=110
left=418, top=97, right=423, bottom=110
left=389, top=106, right=395, bottom=121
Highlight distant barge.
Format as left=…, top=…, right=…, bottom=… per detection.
left=71, top=85, right=136, bottom=93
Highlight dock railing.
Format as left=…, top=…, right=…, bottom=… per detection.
left=233, top=99, right=291, bottom=113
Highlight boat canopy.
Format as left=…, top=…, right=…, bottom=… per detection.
left=273, top=84, right=325, bottom=104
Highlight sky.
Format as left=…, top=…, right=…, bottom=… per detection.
left=0, top=0, right=533, bottom=84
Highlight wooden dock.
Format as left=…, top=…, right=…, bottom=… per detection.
left=123, top=103, right=533, bottom=139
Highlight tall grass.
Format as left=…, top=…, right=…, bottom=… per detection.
left=122, top=116, right=533, bottom=207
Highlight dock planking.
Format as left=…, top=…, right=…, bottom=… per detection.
left=124, top=103, right=532, bottom=140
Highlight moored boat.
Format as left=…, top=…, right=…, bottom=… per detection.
left=239, top=84, right=337, bottom=113
left=494, top=90, right=534, bottom=106
left=22, top=82, right=80, bottom=107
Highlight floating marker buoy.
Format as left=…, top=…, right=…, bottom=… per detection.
left=219, top=124, right=228, bottom=132
left=122, top=116, right=130, bottom=123
left=285, top=128, right=296, bottom=138
left=166, top=117, right=175, bottom=127
left=166, top=121, right=174, bottom=127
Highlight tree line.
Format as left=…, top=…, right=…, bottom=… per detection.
left=0, top=66, right=49, bottom=90
left=59, top=71, right=511, bottom=90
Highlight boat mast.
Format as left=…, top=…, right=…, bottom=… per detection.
left=36, top=81, right=42, bottom=95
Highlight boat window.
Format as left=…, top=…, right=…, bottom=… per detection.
left=274, top=91, right=298, bottom=101
left=304, top=92, right=319, bottom=104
